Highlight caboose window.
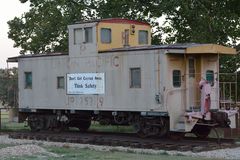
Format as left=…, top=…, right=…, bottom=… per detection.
left=85, top=27, right=93, bottom=43
left=74, top=28, right=93, bottom=44
left=173, top=70, right=181, bottom=87
left=130, top=68, right=141, bottom=88
left=25, top=72, right=32, bottom=89
left=101, top=28, right=111, bottom=43
left=74, top=28, right=83, bottom=44
left=138, top=30, right=148, bottom=44
left=57, top=76, right=65, bottom=89
left=206, top=70, right=214, bottom=86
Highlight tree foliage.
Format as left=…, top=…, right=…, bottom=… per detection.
left=0, top=68, right=18, bottom=108
left=7, top=0, right=240, bottom=70
left=155, top=0, right=240, bottom=45
left=8, top=0, right=94, bottom=54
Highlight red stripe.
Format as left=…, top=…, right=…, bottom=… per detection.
left=100, top=18, right=150, bottom=26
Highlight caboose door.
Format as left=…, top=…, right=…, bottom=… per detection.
left=165, top=54, right=186, bottom=130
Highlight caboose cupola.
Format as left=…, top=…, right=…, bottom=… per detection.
left=68, top=18, right=151, bottom=57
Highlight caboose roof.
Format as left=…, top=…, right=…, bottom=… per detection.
left=99, top=43, right=236, bottom=55
left=7, top=52, right=68, bottom=62
left=7, top=43, right=236, bottom=63
left=185, top=44, right=236, bottom=54
left=72, top=18, right=150, bottom=26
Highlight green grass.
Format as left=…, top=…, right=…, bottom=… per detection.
left=0, top=144, right=13, bottom=149
left=0, top=122, right=29, bottom=131
left=5, top=145, right=220, bottom=160
left=0, top=111, right=29, bottom=131
left=90, top=122, right=134, bottom=133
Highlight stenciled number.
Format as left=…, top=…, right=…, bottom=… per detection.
left=79, top=96, right=93, bottom=106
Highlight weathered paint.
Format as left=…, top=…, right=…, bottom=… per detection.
left=18, top=50, right=164, bottom=112
left=18, top=55, right=69, bottom=110
left=97, top=22, right=151, bottom=51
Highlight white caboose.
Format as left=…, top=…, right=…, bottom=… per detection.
left=8, top=18, right=237, bottom=137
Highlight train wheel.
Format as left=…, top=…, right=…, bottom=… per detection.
left=192, top=125, right=211, bottom=138
left=135, top=117, right=169, bottom=138
left=53, top=123, right=69, bottom=132
left=28, top=116, right=45, bottom=132
left=136, top=126, right=160, bottom=138
left=136, top=130, right=148, bottom=138
left=134, top=120, right=149, bottom=138
left=78, top=119, right=91, bottom=132
left=158, top=118, right=169, bottom=137
left=135, top=121, right=155, bottom=138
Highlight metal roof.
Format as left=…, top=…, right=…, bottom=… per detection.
left=7, top=43, right=236, bottom=63
left=99, top=43, right=200, bottom=53
left=71, top=18, right=150, bottom=26
left=99, top=43, right=236, bottom=55
left=7, top=52, right=68, bottom=63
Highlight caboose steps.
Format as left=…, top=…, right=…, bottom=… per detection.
left=173, top=122, right=186, bottom=132
left=173, top=116, right=188, bottom=132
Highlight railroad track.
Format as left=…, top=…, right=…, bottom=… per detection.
left=8, top=131, right=239, bottom=152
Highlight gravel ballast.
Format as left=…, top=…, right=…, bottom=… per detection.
left=0, top=134, right=239, bottom=159
left=0, top=144, right=59, bottom=158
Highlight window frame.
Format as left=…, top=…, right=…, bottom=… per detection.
left=24, top=72, right=32, bottom=89
left=138, top=30, right=148, bottom=45
left=74, top=28, right=83, bottom=44
left=74, top=27, right=93, bottom=44
left=172, top=70, right=181, bottom=88
left=130, top=67, right=141, bottom=88
left=84, top=27, right=93, bottom=43
left=101, top=28, right=112, bottom=44
left=57, top=76, right=65, bottom=89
